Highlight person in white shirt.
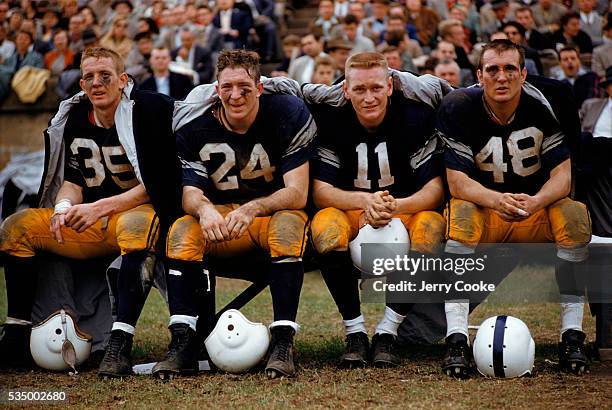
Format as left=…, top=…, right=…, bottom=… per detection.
left=288, top=32, right=327, bottom=84
left=577, top=0, right=603, bottom=46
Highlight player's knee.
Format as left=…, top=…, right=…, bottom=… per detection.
left=548, top=198, right=591, bottom=259
left=0, top=209, right=46, bottom=257
left=268, top=210, right=308, bottom=258
left=116, top=205, right=159, bottom=254
left=408, top=211, right=446, bottom=254
left=311, top=208, right=352, bottom=254
left=445, top=198, right=485, bottom=247
left=166, top=215, right=205, bottom=261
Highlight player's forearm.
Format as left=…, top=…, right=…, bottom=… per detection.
left=534, top=161, right=571, bottom=209
left=91, top=184, right=149, bottom=217
left=55, top=181, right=83, bottom=206
left=395, top=178, right=444, bottom=214
left=246, top=185, right=307, bottom=217
left=313, top=184, right=370, bottom=211
left=446, top=169, right=502, bottom=209
left=182, top=187, right=215, bottom=219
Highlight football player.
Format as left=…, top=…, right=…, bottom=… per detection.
left=438, top=40, right=591, bottom=377
left=309, top=52, right=446, bottom=367
left=0, top=47, right=182, bottom=377
left=159, top=50, right=314, bottom=379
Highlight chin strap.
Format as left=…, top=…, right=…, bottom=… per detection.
left=60, top=309, right=78, bottom=375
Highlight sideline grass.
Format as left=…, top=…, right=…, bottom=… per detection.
left=1, top=268, right=611, bottom=409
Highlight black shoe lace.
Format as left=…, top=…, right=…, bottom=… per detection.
left=376, top=335, right=394, bottom=354
left=564, top=339, right=585, bottom=356
left=106, top=334, right=124, bottom=361
left=167, top=328, right=190, bottom=358
left=448, top=343, right=467, bottom=359
left=346, top=334, right=365, bottom=353
left=271, top=335, right=290, bottom=361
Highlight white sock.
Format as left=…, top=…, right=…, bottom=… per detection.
left=270, top=320, right=300, bottom=333
left=111, top=321, right=135, bottom=335
left=5, top=317, right=32, bottom=326
left=374, top=307, right=405, bottom=336
left=169, top=314, right=198, bottom=332
left=560, top=296, right=584, bottom=340
left=445, top=301, right=469, bottom=338
left=344, top=314, right=366, bottom=336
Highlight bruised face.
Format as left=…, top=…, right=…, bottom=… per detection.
left=344, top=66, right=393, bottom=129
left=80, top=56, right=128, bottom=111
left=477, top=49, right=526, bottom=105
left=216, top=67, right=263, bottom=125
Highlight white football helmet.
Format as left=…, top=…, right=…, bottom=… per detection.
left=30, top=309, right=92, bottom=372
left=349, top=218, right=410, bottom=275
left=473, top=315, right=535, bottom=378
left=205, top=309, right=270, bottom=373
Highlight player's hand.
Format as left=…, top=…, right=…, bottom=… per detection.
left=50, top=213, right=67, bottom=243
left=511, top=193, right=542, bottom=216
left=65, top=203, right=101, bottom=233
left=495, top=192, right=529, bottom=221
left=225, top=202, right=260, bottom=240
left=364, top=191, right=394, bottom=228
left=199, top=204, right=230, bottom=242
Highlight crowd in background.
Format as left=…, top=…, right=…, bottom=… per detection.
left=0, top=0, right=610, bottom=107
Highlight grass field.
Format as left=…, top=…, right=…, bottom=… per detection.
left=1, top=267, right=611, bottom=409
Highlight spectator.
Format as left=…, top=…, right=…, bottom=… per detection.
left=171, top=27, right=213, bottom=85
left=434, top=59, right=461, bottom=87
left=480, top=0, right=511, bottom=40
left=58, top=0, right=79, bottom=30
left=7, top=8, right=24, bottom=39
left=20, top=18, right=51, bottom=56
left=137, top=17, right=159, bottom=37
left=531, top=0, right=568, bottom=34
left=272, top=34, right=301, bottom=76
left=39, top=8, right=60, bottom=45
left=0, top=24, right=14, bottom=64
left=194, top=5, right=224, bottom=54
left=20, top=0, right=37, bottom=20
left=325, top=37, right=352, bottom=79
left=515, top=6, right=553, bottom=50
left=100, top=15, right=133, bottom=59
left=140, top=47, right=193, bottom=100
left=213, top=0, right=253, bottom=50
left=250, top=0, right=281, bottom=62
left=0, top=2, right=8, bottom=26
left=405, top=0, right=440, bottom=48
left=337, top=13, right=375, bottom=54
left=79, top=5, right=99, bottom=34
left=379, top=29, right=420, bottom=71
left=580, top=66, right=612, bottom=139
left=125, top=31, right=153, bottom=83
left=381, top=45, right=403, bottom=70
left=577, top=0, right=603, bottom=46
left=310, top=0, right=340, bottom=40
left=55, top=27, right=98, bottom=99
left=592, top=17, right=612, bottom=78
left=438, top=19, right=473, bottom=73
left=67, top=13, right=85, bottom=53
left=362, top=0, right=390, bottom=41
left=455, top=0, right=480, bottom=38
left=44, top=29, right=74, bottom=76
left=552, top=12, right=594, bottom=54
left=501, top=21, right=543, bottom=74
left=288, top=32, right=326, bottom=84
left=346, top=1, right=376, bottom=41
left=555, top=46, right=601, bottom=107
left=109, top=0, right=137, bottom=38
left=434, top=38, right=474, bottom=85
left=311, top=55, right=335, bottom=85
left=448, top=4, right=477, bottom=46
left=1, top=30, right=43, bottom=71
left=158, top=4, right=189, bottom=51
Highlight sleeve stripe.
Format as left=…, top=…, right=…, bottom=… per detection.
left=542, top=132, right=564, bottom=151
left=284, top=114, right=316, bottom=158
left=440, top=134, right=474, bottom=162
left=316, top=147, right=340, bottom=168
left=541, top=139, right=564, bottom=155
left=180, top=158, right=208, bottom=178
left=410, top=134, right=438, bottom=170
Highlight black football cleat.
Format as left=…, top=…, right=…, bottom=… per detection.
left=442, top=333, right=471, bottom=378
left=265, top=326, right=296, bottom=379
left=559, top=329, right=589, bottom=375
left=152, top=324, right=199, bottom=380
left=0, top=323, right=33, bottom=370
left=340, top=332, right=369, bottom=368
left=98, top=329, right=134, bottom=379
left=371, top=333, right=400, bottom=368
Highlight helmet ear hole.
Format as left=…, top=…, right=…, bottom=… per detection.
left=228, top=324, right=234, bottom=331
left=55, top=328, right=62, bottom=335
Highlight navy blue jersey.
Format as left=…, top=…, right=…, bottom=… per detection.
left=311, top=92, right=441, bottom=198
left=176, top=94, right=315, bottom=204
left=438, top=87, right=569, bottom=195
left=63, top=101, right=138, bottom=203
